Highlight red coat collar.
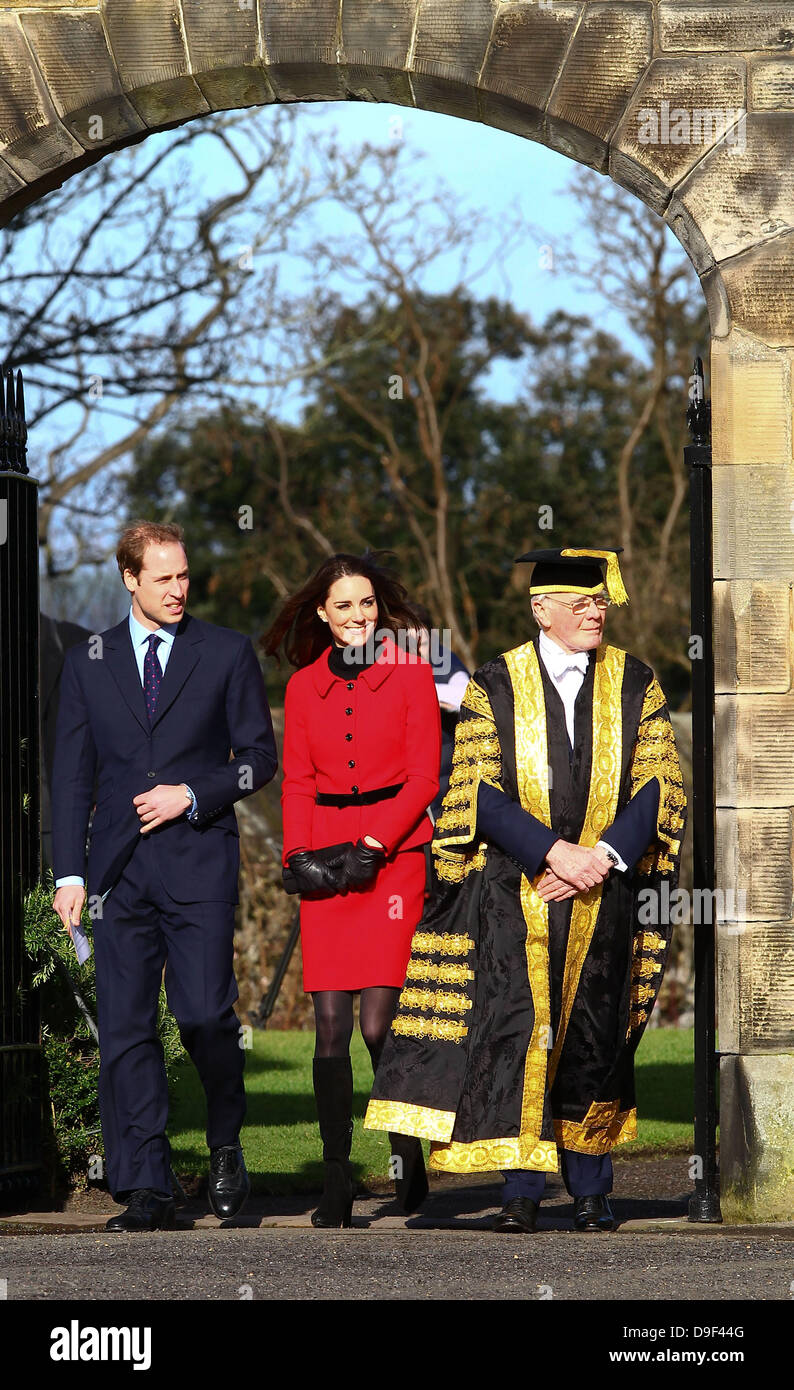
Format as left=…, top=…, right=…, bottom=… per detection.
left=311, top=635, right=402, bottom=697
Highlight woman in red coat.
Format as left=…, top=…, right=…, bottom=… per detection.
left=264, top=552, right=441, bottom=1227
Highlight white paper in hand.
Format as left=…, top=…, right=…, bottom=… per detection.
left=71, top=920, right=92, bottom=965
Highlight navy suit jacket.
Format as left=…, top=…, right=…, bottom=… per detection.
left=52, top=613, right=278, bottom=903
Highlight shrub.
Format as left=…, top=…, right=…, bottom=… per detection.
left=24, top=873, right=185, bottom=1192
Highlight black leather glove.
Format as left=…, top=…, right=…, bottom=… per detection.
left=338, top=838, right=386, bottom=890
left=284, top=844, right=352, bottom=897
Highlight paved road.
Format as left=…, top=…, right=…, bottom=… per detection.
left=2, top=1162, right=794, bottom=1302
left=1, top=1224, right=793, bottom=1302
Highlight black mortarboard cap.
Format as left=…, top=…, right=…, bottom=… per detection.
left=514, top=546, right=628, bottom=605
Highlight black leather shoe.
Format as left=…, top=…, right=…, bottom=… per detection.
left=208, top=1145, right=250, bottom=1220
left=573, top=1194, right=616, bottom=1231
left=106, top=1188, right=176, bottom=1232
left=492, top=1197, right=538, bottom=1233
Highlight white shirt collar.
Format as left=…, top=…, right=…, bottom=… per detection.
left=538, top=628, right=590, bottom=679
left=128, top=606, right=180, bottom=650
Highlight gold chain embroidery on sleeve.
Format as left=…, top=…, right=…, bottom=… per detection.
left=631, top=957, right=662, bottom=979
left=411, top=932, right=475, bottom=956
left=391, top=1015, right=469, bottom=1043
left=460, top=677, right=495, bottom=719
left=629, top=679, right=687, bottom=875
left=399, top=986, right=473, bottom=1014
left=431, top=680, right=503, bottom=882
left=405, top=959, right=475, bottom=985
left=633, top=931, right=666, bottom=954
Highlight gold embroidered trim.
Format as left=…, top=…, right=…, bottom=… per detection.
left=363, top=1099, right=456, bottom=1142
left=629, top=1008, right=649, bottom=1030
left=431, top=685, right=503, bottom=881
left=428, top=1135, right=558, bottom=1175
left=503, top=640, right=553, bottom=1142
left=460, top=677, right=495, bottom=721
left=391, top=1014, right=468, bottom=1043
left=630, top=982, right=656, bottom=1005
left=405, top=959, right=475, bottom=985
left=398, top=985, right=473, bottom=1014
left=631, top=958, right=662, bottom=978
left=633, top=931, right=666, bottom=954
left=640, top=676, right=666, bottom=721
left=555, top=1104, right=637, bottom=1154
left=547, top=645, right=626, bottom=1089
left=411, top=932, right=475, bottom=956
left=433, top=849, right=487, bottom=882
left=630, top=699, right=686, bottom=877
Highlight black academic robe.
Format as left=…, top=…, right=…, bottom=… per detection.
left=365, top=636, right=686, bottom=1174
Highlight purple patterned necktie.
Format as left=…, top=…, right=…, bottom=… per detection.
left=143, top=633, right=163, bottom=724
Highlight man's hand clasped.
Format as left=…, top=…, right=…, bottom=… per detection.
left=535, top=840, right=614, bottom=902
left=133, top=783, right=193, bottom=833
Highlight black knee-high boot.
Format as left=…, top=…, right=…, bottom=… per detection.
left=368, top=1036, right=429, bottom=1215
left=312, top=1056, right=354, bottom=1228
left=388, top=1131, right=429, bottom=1214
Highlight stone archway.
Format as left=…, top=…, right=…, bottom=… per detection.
left=2, top=1, right=793, bottom=1220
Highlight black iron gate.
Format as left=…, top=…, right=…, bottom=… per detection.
left=0, top=366, right=42, bottom=1201
left=686, top=356, right=721, bottom=1223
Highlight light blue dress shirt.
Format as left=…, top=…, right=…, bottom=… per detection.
left=55, top=608, right=197, bottom=890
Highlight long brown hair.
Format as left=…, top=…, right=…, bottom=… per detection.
left=262, top=551, right=420, bottom=668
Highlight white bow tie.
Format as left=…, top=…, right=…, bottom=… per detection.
left=548, top=651, right=588, bottom=680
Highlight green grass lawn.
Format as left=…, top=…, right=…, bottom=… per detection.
left=169, top=1027, right=697, bottom=1194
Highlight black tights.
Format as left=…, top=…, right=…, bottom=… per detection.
left=312, top=987, right=400, bottom=1071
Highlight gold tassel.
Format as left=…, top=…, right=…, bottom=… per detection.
left=561, top=548, right=629, bottom=606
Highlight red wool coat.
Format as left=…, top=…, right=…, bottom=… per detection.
left=282, top=636, right=441, bottom=990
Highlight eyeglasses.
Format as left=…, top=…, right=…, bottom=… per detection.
left=541, top=595, right=611, bottom=616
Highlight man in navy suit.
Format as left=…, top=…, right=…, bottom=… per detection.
left=51, top=521, right=278, bottom=1231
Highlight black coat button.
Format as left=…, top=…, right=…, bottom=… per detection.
left=345, top=733, right=352, bottom=741
left=147, top=771, right=156, bottom=778
left=351, top=785, right=359, bottom=793
left=348, top=759, right=355, bottom=768
left=346, top=682, right=354, bottom=690
left=345, top=707, right=353, bottom=716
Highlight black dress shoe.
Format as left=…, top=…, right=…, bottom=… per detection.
left=106, top=1189, right=176, bottom=1232
left=573, top=1194, right=616, bottom=1231
left=208, top=1145, right=250, bottom=1220
left=492, top=1197, right=539, bottom=1233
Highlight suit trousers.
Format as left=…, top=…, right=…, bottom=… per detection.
left=501, top=1151, right=613, bottom=1203
left=93, top=833, right=245, bottom=1200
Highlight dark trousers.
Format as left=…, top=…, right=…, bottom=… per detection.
left=93, top=835, right=245, bottom=1200
left=502, top=1151, right=613, bottom=1203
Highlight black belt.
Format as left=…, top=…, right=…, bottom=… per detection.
left=316, top=782, right=404, bottom=808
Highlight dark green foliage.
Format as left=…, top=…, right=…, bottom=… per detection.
left=24, top=873, right=185, bottom=1191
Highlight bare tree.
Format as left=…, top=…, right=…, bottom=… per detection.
left=527, top=169, right=708, bottom=675
left=274, top=143, right=529, bottom=671
left=0, top=107, right=357, bottom=572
